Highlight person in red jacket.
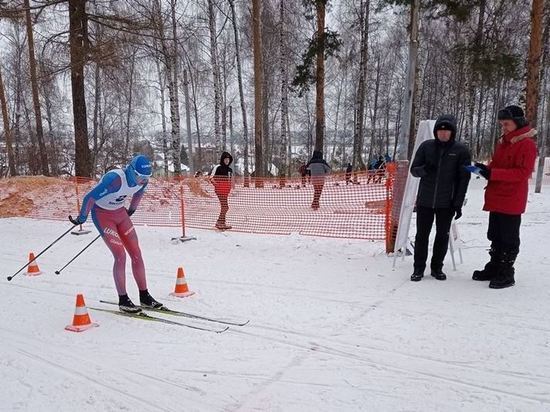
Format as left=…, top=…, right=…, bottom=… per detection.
left=210, top=152, right=233, bottom=230
left=469, top=105, right=537, bottom=289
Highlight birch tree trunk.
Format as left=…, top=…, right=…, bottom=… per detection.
left=183, top=68, right=194, bottom=173
left=228, top=0, right=249, bottom=179
left=0, top=64, right=16, bottom=176
left=352, top=0, right=369, bottom=170
left=155, top=56, right=169, bottom=175
left=252, top=0, right=264, bottom=184
left=170, top=0, right=181, bottom=174
left=24, top=0, right=49, bottom=176
left=207, top=0, right=222, bottom=149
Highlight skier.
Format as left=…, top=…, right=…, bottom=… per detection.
left=210, top=151, right=233, bottom=230
left=70, top=154, right=162, bottom=313
left=409, top=114, right=471, bottom=282
left=469, top=105, right=537, bottom=289
left=306, top=150, right=331, bottom=210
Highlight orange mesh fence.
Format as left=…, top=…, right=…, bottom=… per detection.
left=19, top=168, right=396, bottom=241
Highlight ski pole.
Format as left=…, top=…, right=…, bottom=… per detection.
left=55, top=234, right=101, bottom=275
left=6, top=223, right=77, bottom=281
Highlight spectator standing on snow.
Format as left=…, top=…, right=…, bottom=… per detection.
left=345, top=163, right=353, bottom=185
left=410, top=115, right=471, bottom=282
left=468, top=105, right=537, bottom=289
left=210, top=151, right=234, bottom=230
left=306, top=150, right=331, bottom=210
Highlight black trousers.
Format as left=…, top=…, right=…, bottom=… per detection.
left=216, top=193, right=229, bottom=225
left=312, top=183, right=324, bottom=208
left=414, top=206, right=454, bottom=272
left=487, top=212, right=521, bottom=253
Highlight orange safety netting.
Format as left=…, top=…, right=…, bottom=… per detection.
left=7, top=168, right=396, bottom=241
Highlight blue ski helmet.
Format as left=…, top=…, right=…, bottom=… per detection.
left=129, top=155, right=152, bottom=177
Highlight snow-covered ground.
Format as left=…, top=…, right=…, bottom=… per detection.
left=1, top=177, right=550, bottom=412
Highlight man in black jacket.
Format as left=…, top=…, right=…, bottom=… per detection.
left=410, top=115, right=471, bottom=282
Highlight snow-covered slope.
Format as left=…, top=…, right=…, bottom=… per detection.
left=1, top=178, right=549, bottom=411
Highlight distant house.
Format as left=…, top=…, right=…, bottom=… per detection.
left=154, top=153, right=190, bottom=176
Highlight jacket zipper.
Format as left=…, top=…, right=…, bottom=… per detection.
left=432, top=150, right=444, bottom=208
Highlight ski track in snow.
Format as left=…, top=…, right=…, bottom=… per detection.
left=0, top=326, right=178, bottom=412
left=2, top=179, right=550, bottom=411
left=10, top=277, right=550, bottom=402
left=226, top=269, right=414, bottom=410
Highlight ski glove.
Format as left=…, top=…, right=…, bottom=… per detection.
left=69, top=215, right=87, bottom=225
left=127, top=208, right=135, bottom=217
left=474, top=163, right=491, bottom=180
left=454, top=207, right=462, bottom=220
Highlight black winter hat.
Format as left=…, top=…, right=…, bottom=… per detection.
left=498, top=105, right=528, bottom=128
left=433, top=114, right=457, bottom=140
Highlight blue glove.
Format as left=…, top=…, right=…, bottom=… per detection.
left=127, top=209, right=135, bottom=217
left=465, top=165, right=481, bottom=175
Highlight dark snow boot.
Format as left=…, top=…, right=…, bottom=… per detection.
left=489, top=250, right=517, bottom=289
left=139, top=289, right=163, bottom=309
left=119, top=294, right=142, bottom=313
left=430, top=263, right=447, bottom=281
left=431, top=270, right=447, bottom=281
left=473, top=246, right=499, bottom=281
left=410, top=268, right=424, bottom=282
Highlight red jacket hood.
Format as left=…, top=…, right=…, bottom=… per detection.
left=500, top=126, right=536, bottom=144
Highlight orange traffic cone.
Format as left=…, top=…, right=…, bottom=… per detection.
left=65, top=294, right=98, bottom=332
left=26, top=252, right=42, bottom=276
left=170, top=267, right=195, bottom=297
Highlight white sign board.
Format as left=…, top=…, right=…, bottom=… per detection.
left=393, top=120, right=435, bottom=255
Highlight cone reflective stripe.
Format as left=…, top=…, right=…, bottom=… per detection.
left=65, top=294, right=98, bottom=332
left=26, top=252, right=42, bottom=276
left=170, top=267, right=195, bottom=297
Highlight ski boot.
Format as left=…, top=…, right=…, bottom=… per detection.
left=139, top=289, right=163, bottom=309
left=119, top=294, right=142, bottom=313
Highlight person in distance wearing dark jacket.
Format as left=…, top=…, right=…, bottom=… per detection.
left=306, top=150, right=331, bottom=210
left=210, top=151, right=233, bottom=230
left=410, top=115, right=472, bottom=282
